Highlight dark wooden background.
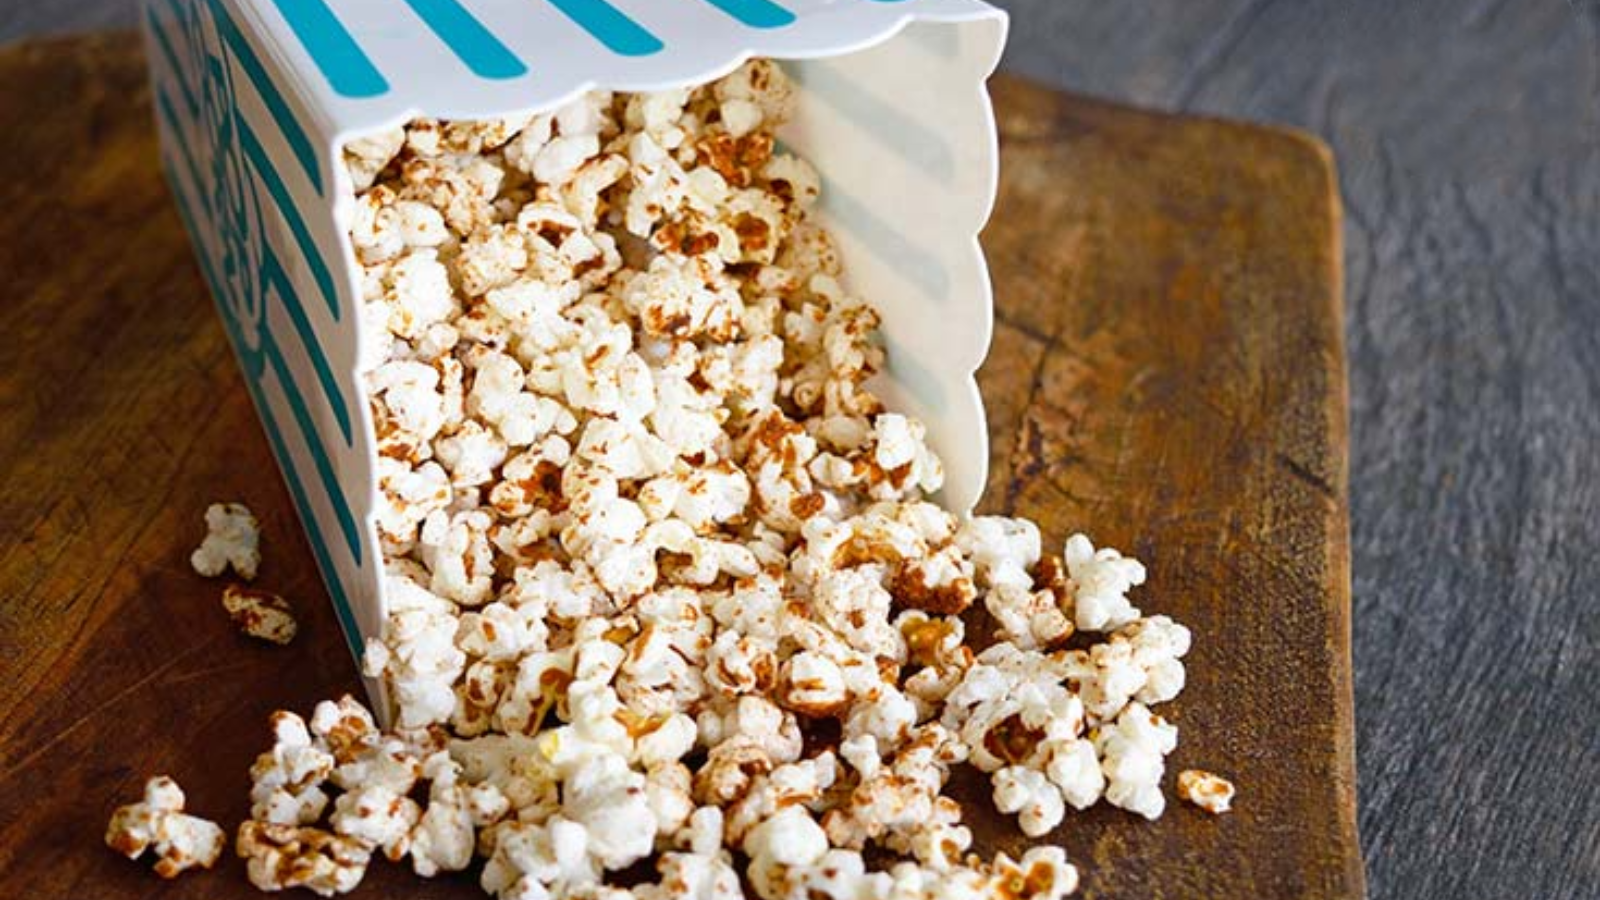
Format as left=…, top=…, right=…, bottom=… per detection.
left=2, top=2, right=1597, bottom=899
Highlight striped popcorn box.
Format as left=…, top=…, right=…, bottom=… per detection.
left=141, top=0, right=1008, bottom=705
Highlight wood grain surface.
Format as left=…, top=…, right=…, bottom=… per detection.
left=0, top=33, right=1359, bottom=900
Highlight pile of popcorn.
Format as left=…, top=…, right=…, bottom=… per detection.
left=111, top=60, right=1232, bottom=897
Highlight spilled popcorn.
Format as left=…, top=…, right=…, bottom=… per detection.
left=190, top=502, right=261, bottom=581
left=128, top=60, right=1231, bottom=897
left=105, top=777, right=226, bottom=878
left=223, top=585, right=300, bottom=645
left=1177, top=769, right=1236, bottom=816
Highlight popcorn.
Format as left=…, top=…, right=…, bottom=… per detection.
left=1063, top=533, right=1146, bottom=632
left=780, top=651, right=848, bottom=717
left=1096, top=703, right=1179, bottom=821
left=329, top=784, right=421, bottom=861
left=745, top=804, right=828, bottom=869
left=375, top=458, right=452, bottom=552
left=480, top=817, right=599, bottom=900
left=250, top=712, right=335, bottom=826
left=195, top=59, right=1224, bottom=900
left=992, top=766, right=1065, bottom=838
left=190, top=502, right=261, bottom=580
left=419, top=509, right=497, bottom=606
left=561, top=751, right=657, bottom=871
left=342, top=127, right=404, bottom=192
left=1061, top=615, right=1191, bottom=725
left=104, top=776, right=225, bottom=878
left=369, top=360, right=448, bottom=441
left=637, top=849, right=743, bottom=900
left=410, top=752, right=479, bottom=876
left=222, top=585, right=299, bottom=645
left=362, top=568, right=467, bottom=728
left=1043, top=738, right=1106, bottom=811
left=380, top=250, right=458, bottom=339
left=1177, top=769, right=1236, bottom=815
left=236, top=821, right=372, bottom=897
left=956, top=516, right=1040, bottom=593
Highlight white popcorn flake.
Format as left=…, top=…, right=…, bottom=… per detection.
left=105, top=776, right=226, bottom=879
left=195, top=58, right=1230, bottom=900
left=1044, top=738, right=1105, bottom=811
left=1096, top=703, right=1179, bottom=821
left=222, top=585, right=299, bottom=645
left=1063, top=533, right=1146, bottom=632
left=342, top=126, right=405, bottom=192
left=382, top=250, right=458, bottom=339
left=992, top=766, right=1065, bottom=838
left=329, top=784, right=421, bottom=861
left=410, top=753, right=479, bottom=876
left=190, top=502, right=261, bottom=580
left=250, top=711, right=335, bottom=826
left=637, top=849, right=743, bottom=900
left=1177, top=769, right=1236, bottom=815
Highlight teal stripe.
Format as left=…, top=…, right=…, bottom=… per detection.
left=403, top=0, right=528, bottom=79
left=545, top=0, right=663, bottom=56
left=262, top=0, right=389, bottom=98
left=207, top=0, right=328, bottom=193
left=791, top=62, right=955, bottom=182
left=238, top=119, right=340, bottom=322
left=262, top=251, right=353, bottom=443
left=163, top=141, right=362, bottom=566
left=246, top=367, right=365, bottom=661
left=156, top=88, right=209, bottom=215
left=697, top=0, right=794, bottom=28
left=261, top=333, right=364, bottom=566
left=166, top=160, right=364, bottom=661
left=147, top=7, right=199, bottom=116
left=878, top=331, right=946, bottom=411
left=821, top=178, right=950, bottom=302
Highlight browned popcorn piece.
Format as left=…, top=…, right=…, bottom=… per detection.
left=1177, top=769, right=1237, bottom=815
left=104, top=776, right=225, bottom=879
left=223, top=585, right=299, bottom=646
left=236, top=820, right=372, bottom=896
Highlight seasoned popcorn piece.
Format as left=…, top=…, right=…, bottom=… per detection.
left=329, top=783, right=421, bottom=861
left=237, top=821, right=373, bottom=897
left=636, top=849, right=743, bottom=900
left=409, top=752, right=479, bottom=876
left=1044, top=737, right=1106, bottom=811
left=104, top=776, right=225, bottom=879
left=1063, top=533, right=1146, bottom=632
left=1177, top=769, right=1236, bottom=815
left=190, top=502, right=261, bottom=580
left=222, top=585, right=299, bottom=645
left=988, top=846, right=1080, bottom=900
left=250, top=711, right=335, bottom=826
left=992, top=766, right=1065, bottom=838
left=1096, top=703, right=1179, bottom=821
left=342, top=126, right=404, bottom=192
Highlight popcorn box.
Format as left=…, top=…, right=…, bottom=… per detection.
left=142, top=0, right=1008, bottom=699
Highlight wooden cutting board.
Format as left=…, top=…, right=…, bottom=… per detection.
left=0, top=33, right=1362, bottom=900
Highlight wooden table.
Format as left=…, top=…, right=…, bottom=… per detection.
left=1, top=21, right=1367, bottom=900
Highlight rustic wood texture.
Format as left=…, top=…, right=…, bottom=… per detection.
left=0, top=34, right=1358, bottom=900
